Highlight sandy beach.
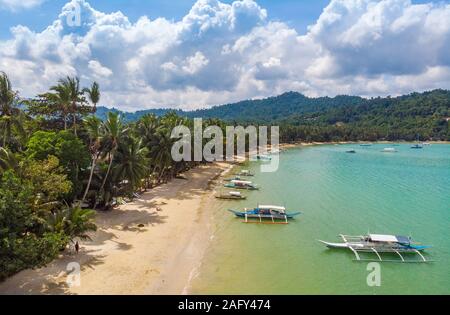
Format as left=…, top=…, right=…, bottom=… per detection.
left=0, top=162, right=232, bottom=295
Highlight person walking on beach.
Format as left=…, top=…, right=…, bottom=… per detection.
left=75, top=241, right=79, bottom=254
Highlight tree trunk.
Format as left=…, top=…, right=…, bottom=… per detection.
left=157, top=167, right=166, bottom=184
left=94, top=152, right=114, bottom=210
left=63, top=113, right=67, bottom=130
left=81, top=154, right=97, bottom=204
left=100, top=153, right=114, bottom=192
left=73, top=114, right=77, bottom=137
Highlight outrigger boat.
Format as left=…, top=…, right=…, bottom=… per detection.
left=319, top=234, right=432, bottom=263
left=234, top=170, right=254, bottom=177
left=215, top=191, right=247, bottom=200
left=229, top=205, right=301, bottom=224
left=256, top=154, right=272, bottom=161
left=411, top=144, right=423, bottom=149
left=224, top=176, right=243, bottom=182
left=382, top=147, right=397, bottom=153
left=224, top=180, right=259, bottom=190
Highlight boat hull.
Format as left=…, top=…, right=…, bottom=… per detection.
left=224, top=184, right=259, bottom=190
left=319, top=240, right=429, bottom=252
left=228, top=209, right=301, bottom=220
left=215, top=196, right=246, bottom=200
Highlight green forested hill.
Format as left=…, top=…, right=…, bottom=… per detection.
left=96, top=92, right=363, bottom=123
left=280, top=89, right=450, bottom=142
left=96, top=89, right=450, bottom=141
left=188, top=92, right=364, bottom=123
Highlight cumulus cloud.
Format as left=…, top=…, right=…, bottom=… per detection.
left=0, top=0, right=449, bottom=111
left=0, top=0, right=46, bottom=11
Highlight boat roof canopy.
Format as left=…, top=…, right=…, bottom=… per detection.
left=231, top=180, right=252, bottom=185
left=369, top=234, right=409, bottom=243
left=258, top=205, right=286, bottom=211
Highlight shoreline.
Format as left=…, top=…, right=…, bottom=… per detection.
left=0, top=162, right=233, bottom=295
left=1, top=141, right=447, bottom=294
left=278, top=140, right=450, bottom=150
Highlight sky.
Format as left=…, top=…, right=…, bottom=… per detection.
left=0, top=0, right=449, bottom=111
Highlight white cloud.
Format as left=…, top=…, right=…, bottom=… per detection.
left=0, top=0, right=46, bottom=11
left=0, top=0, right=450, bottom=111
left=88, top=60, right=113, bottom=78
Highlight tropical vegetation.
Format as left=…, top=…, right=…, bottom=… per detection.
left=0, top=71, right=203, bottom=280
left=1, top=69, right=449, bottom=280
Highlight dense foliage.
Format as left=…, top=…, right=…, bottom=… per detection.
left=279, top=90, right=450, bottom=142
left=0, top=72, right=208, bottom=280
left=1, top=68, right=449, bottom=280
left=97, top=90, right=449, bottom=142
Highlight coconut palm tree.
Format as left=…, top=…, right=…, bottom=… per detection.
left=0, top=147, right=18, bottom=174
left=150, top=126, right=177, bottom=183
left=134, top=114, right=159, bottom=188
left=47, top=206, right=97, bottom=242
left=56, top=77, right=84, bottom=136
left=44, top=84, right=72, bottom=130
left=113, top=137, right=149, bottom=195
left=98, top=112, right=127, bottom=198
left=0, top=72, right=24, bottom=148
left=83, top=82, right=100, bottom=113
left=81, top=116, right=103, bottom=204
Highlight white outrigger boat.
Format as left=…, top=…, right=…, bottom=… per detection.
left=229, top=205, right=301, bottom=224
left=215, top=191, right=247, bottom=200
left=319, top=234, right=432, bottom=263
left=224, top=180, right=259, bottom=190
left=234, top=170, right=254, bottom=177
left=382, top=147, right=397, bottom=153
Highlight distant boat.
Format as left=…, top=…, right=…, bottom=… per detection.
left=319, top=234, right=431, bottom=263
left=346, top=150, right=356, bottom=154
left=215, top=191, right=247, bottom=200
left=224, top=176, right=242, bottom=182
left=382, top=148, right=397, bottom=153
left=269, top=149, right=281, bottom=155
left=234, top=170, right=254, bottom=177
left=411, top=144, right=423, bottom=149
left=422, top=142, right=431, bottom=146
left=360, top=144, right=372, bottom=147
left=229, top=205, right=301, bottom=224
left=224, top=180, right=259, bottom=190
left=256, top=154, right=272, bottom=161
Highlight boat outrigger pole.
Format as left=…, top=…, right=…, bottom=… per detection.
left=319, top=234, right=432, bottom=263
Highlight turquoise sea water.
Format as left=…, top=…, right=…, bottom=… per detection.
left=190, top=144, right=450, bottom=294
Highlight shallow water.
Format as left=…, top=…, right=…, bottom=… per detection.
left=190, top=144, right=450, bottom=294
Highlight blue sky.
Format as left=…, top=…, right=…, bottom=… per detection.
left=0, top=0, right=440, bottom=39
left=0, top=0, right=449, bottom=110
left=0, top=0, right=332, bottom=38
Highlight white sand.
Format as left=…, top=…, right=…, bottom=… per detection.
left=0, top=162, right=231, bottom=295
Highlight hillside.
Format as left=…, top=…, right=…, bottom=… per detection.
left=280, top=89, right=450, bottom=142
left=96, top=89, right=450, bottom=141
left=96, top=92, right=364, bottom=123
left=95, top=106, right=182, bottom=122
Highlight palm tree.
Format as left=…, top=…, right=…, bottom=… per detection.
left=0, top=72, right=24, bottom=147
left=48, top=206, right=97, bottom=243
left=135, top=114, right=159, bottom=188
left=0, top=147, right=18, bottom=174
left=44, top=84, right=72, bottom=130
left=56, top=77, right=84, bottom=136
left=83, top=82, right=100, bottom=113
left=150, top=126, right=177, bottom=183
left=81, top=116, right=103, bottom=204
left=113, top=137, right=149, bottom=195
left=98, top=112, right=127, bottom=199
